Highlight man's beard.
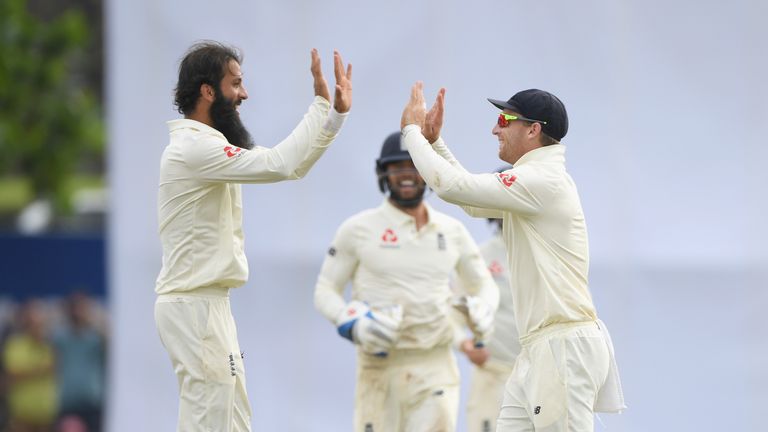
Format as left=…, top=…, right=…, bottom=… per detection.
left=387, top=181, right=426, bottom=208
left=210, top=92, right=254, bottom=150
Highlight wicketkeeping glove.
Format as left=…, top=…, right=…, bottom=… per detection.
left=452, top=296, right=494, bottom=347
left=336, top=301, right=403, bottom=356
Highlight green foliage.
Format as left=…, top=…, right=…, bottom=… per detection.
left=0, top=0, right=105, bottom=214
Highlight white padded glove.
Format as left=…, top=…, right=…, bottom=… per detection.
left=452, top=296, right=494, bottom=347
left=336, top=301, right=403, bottom=356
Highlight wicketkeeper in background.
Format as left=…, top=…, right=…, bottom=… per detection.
left=314, top=132, right=498, bottom=432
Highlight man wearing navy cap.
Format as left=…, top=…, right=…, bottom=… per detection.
left=400, top=83, right=625, bottom=431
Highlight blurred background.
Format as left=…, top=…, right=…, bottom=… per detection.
left=1, top=0, right=108, bottom=431
left=1, top=0, right=766, bottom=431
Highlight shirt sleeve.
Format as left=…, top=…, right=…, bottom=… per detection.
left=314, top=219, right=359, bottom=324
left=432, top=137, right=505, bottom=218
left=403, top=126, right=547, bottom=216
left=453, top=223, right=499, bottom=313
left=186, top=96, right=347, bottom=184
left=431, top=137, right=466, bottom=170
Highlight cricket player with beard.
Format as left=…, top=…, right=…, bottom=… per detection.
left=314, top=132, right=499, bottom=432
left=400, top=83, right=625, bottom=431
left=154, top=41, right=352, bottom=432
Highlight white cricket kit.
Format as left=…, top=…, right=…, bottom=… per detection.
left=155, top=96, right=346, bottom=432
left=314, top=199, right=498, bottom=431
left=465, top=233, right=521, bottom=432
left=478, top=234, right=520, bottom=366
left=403, top=126, right=625, bottom=431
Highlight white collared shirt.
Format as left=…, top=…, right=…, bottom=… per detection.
left=403, top=126, right=597, bottom=338
left=155, top=96, right=346, bottom=294
left=314, top=199, right=499, bottom=350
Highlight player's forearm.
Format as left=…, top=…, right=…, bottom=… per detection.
left=313, top=276, right=347, bottom=323
left=403, top=125, right=483, bottom=205
left=403, top=126, right=541, bottom=214
left=460, top=205, right=504, bottom=219
left=459, top=255, right=500, bottom=313
left=272, top=96, right=348, bottom=180
left=432, top=137, right=468, bottom=172
left=475, top=280, right=500, bottom=313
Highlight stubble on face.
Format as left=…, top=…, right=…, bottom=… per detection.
left=496, top=123, right=529, bottom=165
left=388, top=176, right=426, bottom=205
left=384, top=162, right=426, bottom=208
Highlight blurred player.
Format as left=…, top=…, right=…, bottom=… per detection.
left=400, top=84, right=625, bottom=431
left=154, top=41, right=352, bottom=432
left=314, top=132, right=499, bottom=432
left=458, top=212, right=520, bottom=432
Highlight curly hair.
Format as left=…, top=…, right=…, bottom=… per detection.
left=174, top=41, right=243, bottom=115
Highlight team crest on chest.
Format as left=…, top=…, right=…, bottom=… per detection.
left=380, top=228, right=400, bottom=248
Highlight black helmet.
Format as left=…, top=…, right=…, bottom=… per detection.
left=375, top=132, right=411, bottom=193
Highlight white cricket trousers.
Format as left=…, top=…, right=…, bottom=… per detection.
left=354, top=344, right=459, bottom=432
left=466, top=360, right=514, bottom=432
left=496, top=321, right=609, bottom=432
left=155, top=288, right=252, bottom=432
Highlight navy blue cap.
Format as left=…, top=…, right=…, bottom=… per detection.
left=488, top=89, right=568, bottom=141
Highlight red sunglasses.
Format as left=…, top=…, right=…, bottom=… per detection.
left=497, top=112, right=548, bottom=128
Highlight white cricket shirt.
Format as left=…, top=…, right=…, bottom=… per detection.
left=156, top=96, right=346, bottom=294
left=477, top=233, right=521, bottom=366
left=403, top=126, right=597, bottom=338
left=314, top=199, right=499, bottom=350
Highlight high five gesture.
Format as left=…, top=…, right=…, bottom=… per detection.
left=311, top=49, right=352, bottom=113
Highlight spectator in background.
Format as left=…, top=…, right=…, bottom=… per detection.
left=2, top=299, right=58, bottom=432
left=0, top=305, right=16, bottom=431
left=314, top=132, right=498, bottom=431
left=52, top=292, right=107, bottom=432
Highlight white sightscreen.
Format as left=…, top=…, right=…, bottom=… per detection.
left=107, top=1, right=768, bottom=431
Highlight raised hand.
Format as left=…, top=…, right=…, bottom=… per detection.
left=332, top=50, right=352, bottom=113
left=310, top=48, right=330, bottom=103
left=401, top=81, right=427, bottom=130
left=423, top=88, right=446, bottom=143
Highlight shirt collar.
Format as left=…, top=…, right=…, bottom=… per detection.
left=379, top=198, right=436, bottom=227
left=167, top=118, right=225, bottom=140
left=514, top=144, right=566, bottom=166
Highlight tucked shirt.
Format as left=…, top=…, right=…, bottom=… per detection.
left=156, top=96, right=346, bottom=294
left=314, top=199, right=499, bottom=350
left=403, top=125, right=597, bottom=338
